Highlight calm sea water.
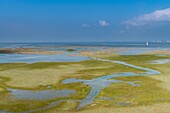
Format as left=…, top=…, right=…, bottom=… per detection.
left=0, top=42, right=169, bottom=63
left=0, top=42, right=170, bottom=48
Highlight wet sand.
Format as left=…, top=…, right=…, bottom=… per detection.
left=144, top=50, right=170, bottom=55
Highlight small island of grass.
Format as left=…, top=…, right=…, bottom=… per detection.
left=66, top=48, right=77, bottom=52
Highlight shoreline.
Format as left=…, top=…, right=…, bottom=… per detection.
left=0, top=48, right=64, bottom=55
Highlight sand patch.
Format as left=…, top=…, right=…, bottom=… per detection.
left=71, top=51, right=118, bottom=58
left=144, top=50, right=170, bottom=55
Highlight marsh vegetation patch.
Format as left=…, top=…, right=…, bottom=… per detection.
left=0, top=55, right=170, bottom=112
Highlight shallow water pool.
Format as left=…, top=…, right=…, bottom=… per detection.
left=0, top=53, right=89, bottom=64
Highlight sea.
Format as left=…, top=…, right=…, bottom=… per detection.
left=0, top=42, right=169, bottom=63
left=0, top=42, right=170, bottom=48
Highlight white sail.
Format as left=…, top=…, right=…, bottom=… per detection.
left=146, top=42, right=149, bottom=46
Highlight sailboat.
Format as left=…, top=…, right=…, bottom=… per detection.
left=146, top=41, right=149, bottom=46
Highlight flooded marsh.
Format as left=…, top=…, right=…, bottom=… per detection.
left=0, top=50, right=170, bottom=113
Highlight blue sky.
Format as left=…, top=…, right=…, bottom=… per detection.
left=1, top=0, right=170, bottom=42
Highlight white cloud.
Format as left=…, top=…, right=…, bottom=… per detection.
left=123, top=8, right=170, bottom=26
left=82, top=20, right=110, bottom=27
left=98, top=20, right=110, bottom=26
left=82, top=23, right=91, bottom=27
left=113, top=30, right=125, bottom=33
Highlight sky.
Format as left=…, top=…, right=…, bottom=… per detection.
left=1, top=0, right=170, bottom=42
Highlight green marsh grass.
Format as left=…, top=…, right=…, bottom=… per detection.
left=0, top=54, right=170, bottom=112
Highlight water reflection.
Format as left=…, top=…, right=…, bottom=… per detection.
left=8, top=88, right=75, bottom=100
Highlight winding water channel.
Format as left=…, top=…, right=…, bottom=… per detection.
left=1, top=58, right=161, bottom=113
left=63, top=58, right=160, bottom=110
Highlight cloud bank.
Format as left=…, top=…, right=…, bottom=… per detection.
left=123, top=8, right=170, bottom=26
